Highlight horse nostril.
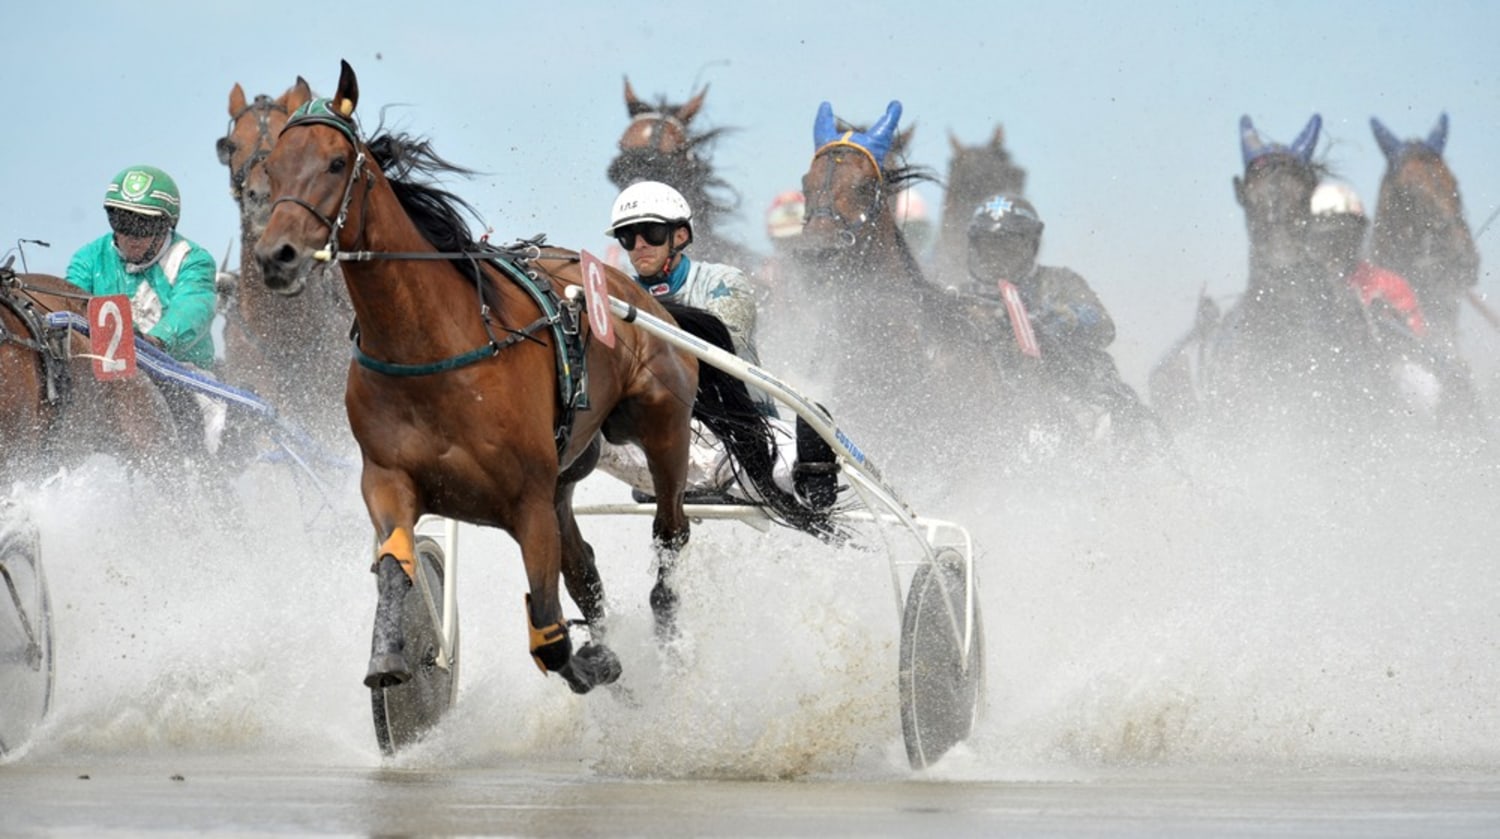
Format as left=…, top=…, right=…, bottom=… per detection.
left=274, top=243, right=298, bottom=265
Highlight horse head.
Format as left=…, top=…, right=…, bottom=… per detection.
left=217, top=77, right=315, bottom=233
left=1369, top=113, right=1478, bottom=300
left=943, top=125, right=1028, bottom=215
left=608, top=77, right=712, bottom=192
left=254, top=61, right=372, bottom=295
left=1233, top=114, right=1323, bottom=277
left=797, top=100, right=912, bottom=261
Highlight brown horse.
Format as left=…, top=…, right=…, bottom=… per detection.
left=607, top=77, right=753, bottom=268
left=216, top=78, right=355, bottom=447
left=931, top=126, right=1028, bottom=289
left=254, top=61, right=817, bottom=696
left=1370, top=113, right=1480, bottom=348
left=0, top=263, right=180, bottom=478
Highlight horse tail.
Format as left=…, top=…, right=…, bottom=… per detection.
left=660, top=301, right=835, bottom=539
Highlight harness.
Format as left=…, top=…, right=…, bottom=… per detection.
left=273, top=100, right=592, bottom=456
left=0, top=274, right=73, bottom=406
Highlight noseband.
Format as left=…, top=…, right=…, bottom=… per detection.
left=222, top=94, right=290, bottom=200
left=803, top=142, right=886, bottom=247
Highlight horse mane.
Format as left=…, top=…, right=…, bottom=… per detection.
left=366, top=129, right=484, bottom=258
left=659, top=301, right=836, bottom=538
left=883, top=162, right=939, bottom=286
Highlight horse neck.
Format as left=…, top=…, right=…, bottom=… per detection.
left=340, top=180, right=495, bottom=359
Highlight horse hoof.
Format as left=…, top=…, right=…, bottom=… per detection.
left=649, top=580, right=679, bottom=642
left=364, top=653, right=411, bottom=689
left=559, top=643, right=622, bottom=695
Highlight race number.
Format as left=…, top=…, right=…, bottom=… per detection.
left=579, top=249, right=616, bottom=348
left=999, top=280, right=1041, bottom=358
left=87, top=294, right=136, bottom=380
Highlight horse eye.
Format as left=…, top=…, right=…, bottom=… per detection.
left=329, top=157, right=347, bottom=174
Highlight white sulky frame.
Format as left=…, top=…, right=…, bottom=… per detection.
left=563, top=286, right=979, bottom=669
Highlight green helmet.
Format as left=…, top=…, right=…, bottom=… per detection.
left=104, top=166, right=181, bottom=224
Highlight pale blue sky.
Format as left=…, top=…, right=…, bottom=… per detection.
left=7, top=0, right=1498, bottom=379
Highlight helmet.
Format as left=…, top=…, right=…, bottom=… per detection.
left=104, top=165, right=181, bottom=224
left=1310, top=181, right=1366, bottom=218
left=765, top=190, right=805, bottom=239
left=968, top=194, right=1043, bottom=240
left=606, top=181, right=692, bottom=235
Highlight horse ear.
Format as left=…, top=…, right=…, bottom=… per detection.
left=677, top=86, right=708, bottom=124
left=1370, top=117, right=1402, bottom=161
left=1238, top=115, right=1264, bottom=168
left=814, top=101, right=838, bottom=149
left=623, top=76, right=651, bottom=117
left=1290, top=113, right=1321, bottom=162
left=864, top=100, right=904, bottom=166
left=290, top=76, right=314, bottom=109
left=991, top=124, right=1007, bottom=149
left=228, top=83, right=246, bottom=117
left=333, top=59, right=359, bottom=118
left=949, top=129, right=963, bottom=156
left=1426, top=112, right=1449, bottom=156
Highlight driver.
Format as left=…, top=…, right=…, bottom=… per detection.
left=67, top=165, right=225, bottom=452
left=598, top=181, right=838, bottom=508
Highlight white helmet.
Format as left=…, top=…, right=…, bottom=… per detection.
left=1310, top=181, right=1365, bottom=218
left=606, top=181, right=693, bottom=235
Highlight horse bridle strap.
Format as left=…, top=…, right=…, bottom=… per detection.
left=804, top=143, right=886, bottom=246
left=223, top=94, right=289, bottom=198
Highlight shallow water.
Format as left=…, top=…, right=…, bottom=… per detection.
left=2, top=374, right=1498, bottom=833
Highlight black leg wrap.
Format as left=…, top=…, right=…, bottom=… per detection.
left=364, top=555, right=412, bottom=688
left=793, top=414, right=840, bottom=511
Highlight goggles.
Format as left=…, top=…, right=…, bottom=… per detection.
left=614, top=221, right=672, bottom=250
left=107, top=207, right=170, bottom=238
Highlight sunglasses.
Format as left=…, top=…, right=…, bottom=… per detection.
left=614, top=222, right=672, bottom=250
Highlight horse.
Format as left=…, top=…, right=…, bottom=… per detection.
left=0, top=263, right=181, bottom=479
left=1189, top=114, right=1394, bottom=435
left=254, top=61, right=824, bottom=696
left=607, top=77, right=754, bottom=268
left=790, top=101, right=1064, bottom=482
left=216, top=78, right=356, bottom=448
left=931, top=126, right=1028, bottom=289
left=1369, top=114, right=1480, bottom=350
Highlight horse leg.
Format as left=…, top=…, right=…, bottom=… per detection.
left=361, top=470, right=420, bottom=689
left=552, top=438, right=622, bottom=692
left=517, top=491, right=619, bottom=695
left=555, top=438, right=605, bottom=626
left=638, top=425, right=692, bottom=642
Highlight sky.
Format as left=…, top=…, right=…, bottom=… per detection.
left=6, top=0, right=1500, bottom=384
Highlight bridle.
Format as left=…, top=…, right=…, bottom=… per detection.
left=269, top=106, right=372, bottom=262
left=803, top=141, right=886, bottom=247
left=221, top=94, right=290, bottom=201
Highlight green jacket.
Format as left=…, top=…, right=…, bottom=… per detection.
left=66, top=232, right=218, bottom=368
